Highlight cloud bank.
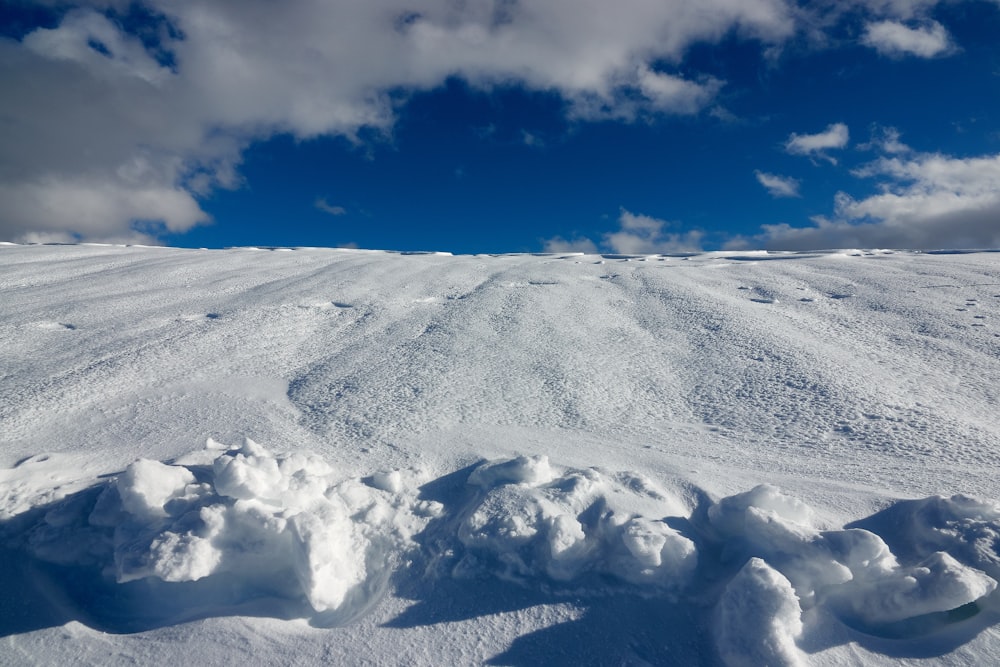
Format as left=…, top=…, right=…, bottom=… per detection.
left=741, top=150, right=1000, bottom=250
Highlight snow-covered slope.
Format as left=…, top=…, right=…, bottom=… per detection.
left=2, top=244, right=1000, bottom=666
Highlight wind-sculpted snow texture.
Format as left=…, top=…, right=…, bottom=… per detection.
left=3, top=245, right=1000, bottom=665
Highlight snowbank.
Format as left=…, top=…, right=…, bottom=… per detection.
left=6, top=445, right=1000, bottom=664
left=453, top=462, right=1000, bottom=663
left=10, top=439, right=439, bottom=626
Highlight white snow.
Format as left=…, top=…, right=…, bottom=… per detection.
left=3, top=244, right=1000, bottom=665
left=716, top=557, right=805, bottom=667
left=456, top=457, right=696, bottom=587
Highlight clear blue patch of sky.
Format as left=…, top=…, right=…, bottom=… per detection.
left=0, top=1, right=62, bottom=39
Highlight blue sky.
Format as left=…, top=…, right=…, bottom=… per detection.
left=2, top=1, right=999, bottom=253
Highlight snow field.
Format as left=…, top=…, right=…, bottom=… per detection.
left=4, top=244, right=1000, bottom=664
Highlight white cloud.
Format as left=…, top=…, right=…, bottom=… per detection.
left=785, top=123, right=850, bottom=163
left=0, top=176, right=207, bottom=245
left=521, top=130, right=544, bottom=148
left=542, top=236, right=600, bottom=254
left=315, top=198, right=347, bottom=216
left=858, top=126, right=911, bottom=154
left=604, top=209, right=704, bottom=254
left=21, top=9, right=171, bottom=85
left=0, top=0, right=798, bottom=242
left=754, top=171, right=801, bottom=198
left=854, top=0, right=943, bottom=20
left=862, top=20, right=953, bottom=58
left=740, top=151, right=1000, bottom=250
left=852, top=152, right=1000, bottom=194
left=542, top=209, right=704, bottom=255
left=636, top=65, right=723, bottom=116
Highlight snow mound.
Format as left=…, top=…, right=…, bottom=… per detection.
left=850, top=494, right=1000, bottom=585
left=16, top=439, right=437, bottom=625
left=708, top=484, right=997, bottom=635
left=440, top=465, right=1000, bottom=664
left=716, top=557, right=805, bottom=667
left=455, top=456, right=697, bottom=587
left=452, top=470, right=1000, bottom=636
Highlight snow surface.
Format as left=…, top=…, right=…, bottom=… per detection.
left=2, top=244, right=1000, bottom=665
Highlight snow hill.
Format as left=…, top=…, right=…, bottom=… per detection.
left=2, top=243, right=1000, bottom=666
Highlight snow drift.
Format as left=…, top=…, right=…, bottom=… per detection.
left=4, top=438, right=439, bottom=628
left=5, top=440, right=1000, bottom=666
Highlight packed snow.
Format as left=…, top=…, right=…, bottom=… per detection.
left=2, top=244, right=1000, bottom=665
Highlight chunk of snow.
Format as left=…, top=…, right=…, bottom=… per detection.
left=116, top=459, right=200, bottom=520
left=834, top=551, right=996, bottom=625
left=467, top=455, right=556, bottom=488
left=289, top=503, right=369, bottom=613
left=612, top=516, right=698, bottom=584
left=716, top=557, right=805, bottom=667
left=456, top=457, right=696, bottom=588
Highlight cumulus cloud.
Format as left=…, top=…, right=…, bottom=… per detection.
left=0, top=176, right=208, bottom=245
left=740, top=151, right=1000, bottom=250
left=0, top=0, right=798, bottom=243
left=862, top=20, right=953, bottom=58
left=315, top=199, right=347, bottom=216
left=785, top=123, right=850, bottom=163
left=754, top=171, right=802, bottom=198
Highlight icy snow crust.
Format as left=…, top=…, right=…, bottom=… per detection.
left=3, top=245, right=1000, bottom=665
